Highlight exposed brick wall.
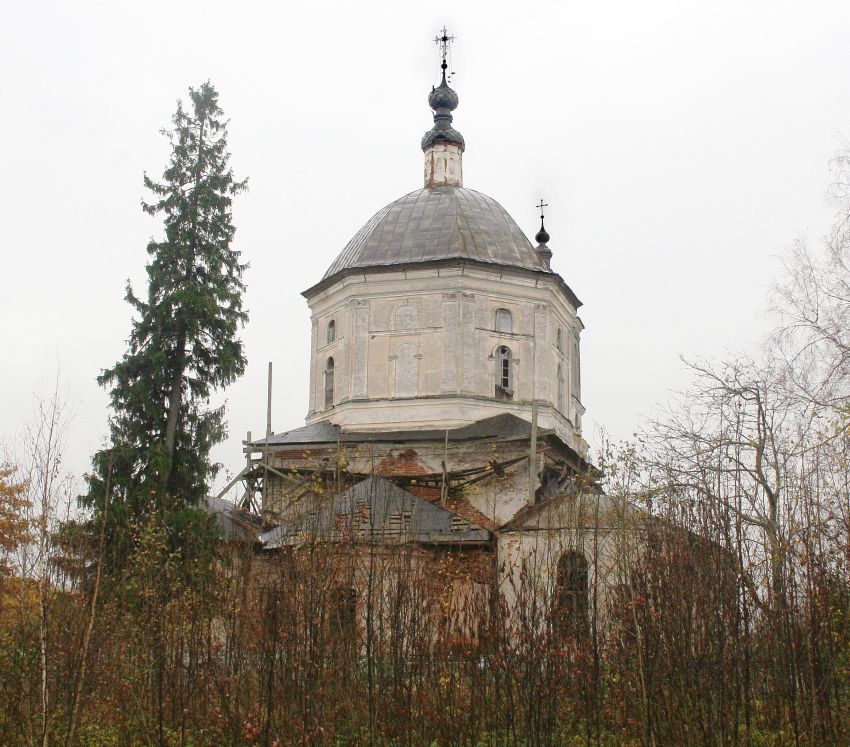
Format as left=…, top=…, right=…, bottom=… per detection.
left=272, top=448, right=316, bottom=460
left=374, top=448, right=428, bottom=477
left=261, top=435, right=590, bottom=535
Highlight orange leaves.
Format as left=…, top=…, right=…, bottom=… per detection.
left=0, top=465, right=30, bottom=577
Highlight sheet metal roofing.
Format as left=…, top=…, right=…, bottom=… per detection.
left=204, top=495, right=262, bottom=543
left=259, top=476, right=492, bottom=548
left=253, top=413, right=538, bottom=448
left=320, top=186, right=550, bottom=282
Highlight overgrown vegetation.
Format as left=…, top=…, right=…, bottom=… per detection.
left=0, top=92, right=849, bottom=745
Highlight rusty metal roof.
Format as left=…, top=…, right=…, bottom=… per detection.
left=319, top=187, right=551, bottom=283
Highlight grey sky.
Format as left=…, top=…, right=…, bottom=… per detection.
left=3, top=0, right=849, bottom=492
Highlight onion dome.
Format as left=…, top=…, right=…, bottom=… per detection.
left=428, top=76, right=459, bottom=111
left=535, top=219, right=550, bottom=246
left=421, top=72, right=465, bottom=151
left=535, top=216, right=553, bottom=269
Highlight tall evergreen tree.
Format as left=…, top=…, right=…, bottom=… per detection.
left=83, top=82, right=247, bottom=566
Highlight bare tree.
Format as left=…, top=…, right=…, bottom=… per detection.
left=773, top=144, right=850, bottom=416
left=17, top=375, right=75, bottom=747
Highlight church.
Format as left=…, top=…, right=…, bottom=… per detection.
left=216, top=34, right=635, bottom=629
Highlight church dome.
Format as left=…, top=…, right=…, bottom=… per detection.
left=321, top=186, right=551, bottom=282
left=427, top=79, right=459, bottom=112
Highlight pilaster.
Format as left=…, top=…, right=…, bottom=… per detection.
left=352, top=299, right=369, bottom=400
left=460, top=292, right=476, bottom=393
left=441, top=292, right=459, bottom=393
left=533, top=303, right=548, bottom=403
left=308, top=317, right=318, bottom=415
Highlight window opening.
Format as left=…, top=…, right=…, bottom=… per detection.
left=495, top=346, right=513, bottom=400
left=554, top=550, right=589, bottom=637
left=326, top=319, right=336, bottom=345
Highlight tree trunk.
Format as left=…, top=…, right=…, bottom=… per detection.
left=65, top=459, right=111, bottom=747
left=163, top=335, right=186, bottom=493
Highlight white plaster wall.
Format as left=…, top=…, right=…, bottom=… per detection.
left=496, top=499, right=644, bottom=624
left=423, top=142, right=463, bottom=188
left=462, top=462, right=534, bottom=528
left=311, top=300, right=351, bottom=412
left=305, top=264, right=587, bottom=457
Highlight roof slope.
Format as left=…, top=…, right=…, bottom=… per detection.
left=204, top=495, right=263, bottom=543
left=321, top=187, right=549, bottom=282
left=260, top=476, right=491, bottom=548
left=502, top=491, right=639, bottom=532
left=255, top=413, right=538, bottom=447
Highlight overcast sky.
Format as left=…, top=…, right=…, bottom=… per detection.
left=3, top=0, right=850, bottom=495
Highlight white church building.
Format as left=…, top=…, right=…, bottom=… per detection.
left=218, top=36, right=638, bottom=630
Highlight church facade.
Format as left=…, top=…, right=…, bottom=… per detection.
left=301, top=79, right=586, bottom=456
left=220, top=43, right=636, bottom=631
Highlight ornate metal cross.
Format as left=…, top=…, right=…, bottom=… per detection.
left=536, top=199, right=549, bottom=219
left=435, top=27, right=455, bottom=72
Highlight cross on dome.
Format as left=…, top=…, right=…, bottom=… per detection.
left=536, top=198, right=551, bottom=244
left=434, top=26, right=456, bottom=77
left=422, top=26, right=465, bottom=157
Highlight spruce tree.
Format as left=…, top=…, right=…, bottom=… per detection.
left=83, top=82, right=247, bottom=569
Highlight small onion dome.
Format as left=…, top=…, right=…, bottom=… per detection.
left=421, top=72, right=465, bottom=151
left=535, top=218, right=553, bottom=269
left=428, top=77, right=459, bottom=111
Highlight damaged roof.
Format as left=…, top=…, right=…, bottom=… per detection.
left=204, top=495, right=263, bottom=543
left=501, top=490, right=638, bottom=532
left=253, top=413, right=542, bottom=448
left=260, top=475, right=492, bottom=549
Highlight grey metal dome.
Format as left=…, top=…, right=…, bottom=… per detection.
left=428, top=79, right=459, bottom=111
left=421, top=73, right=465, bottom=151
left=321, top=186, right=551, bottom=282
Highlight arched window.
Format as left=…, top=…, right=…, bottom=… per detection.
left=495, top=308, right=513, bottom=334
left=393, top=343, right=418, bottom=398
left=554, top=550, right=589, bottom=637
left=494, top=345, right=513, bottom=400
left=326, top=319, right=336, bottom=345
left=557, top=362, right=564, bottom=412
left=324, top=357, right=335, bottom=409
left=556, top=327, right=562, bottom=351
